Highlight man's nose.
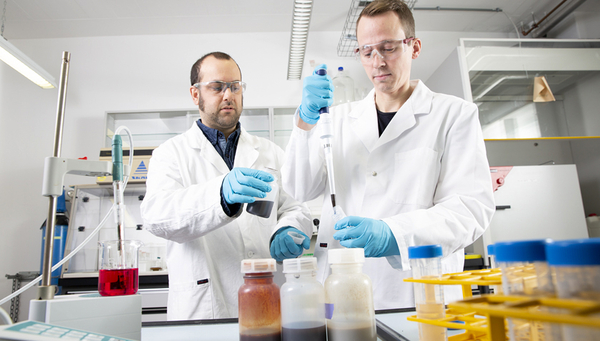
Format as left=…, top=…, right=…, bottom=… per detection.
left=222, top=86, right=234, bottom=100
left=371, top=49, right=385, bottom=67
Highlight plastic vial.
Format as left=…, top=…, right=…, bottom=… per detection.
left=546, top=238, right=600, bottom=340
left=332, top=67, right=355, bottom=105
left=280, top=257, right=326, bottom=341
left=238, top=258, right=281, bottom=341
left=324, top=248, right=376, bottom=341
left=408, top=244, right=446, bottom=341
left=495, top=240, right=557, bottom=341
left=246, top=167, right=278, bottom=219
left=487, top=244, right=502, bottom=295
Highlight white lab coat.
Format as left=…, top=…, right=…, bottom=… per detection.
left=141, top=124, right=312, bottom=320
left=282, top=80, right=495, bottom=309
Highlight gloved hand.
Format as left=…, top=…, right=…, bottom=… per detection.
left=270, top=227, right=311, bottom=262
left=334, top=216, right=400, bottom=257
left=298, top=64, right=334, bottom=125
left=221, top=167, right=273, bottom=205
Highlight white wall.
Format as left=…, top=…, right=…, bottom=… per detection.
left=0, top=29, right=507, bottom=321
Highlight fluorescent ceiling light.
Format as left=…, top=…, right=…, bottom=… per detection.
left=287, top=0, right=314, bottom=80
left=0, top=36, right=56, bottom=89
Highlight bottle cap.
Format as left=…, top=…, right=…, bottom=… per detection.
left=494, top=239, right=550, bottom=262
left=338, top=66, right=343, bottom=71
left=328, top=248, right=364, bottom=264
left=283, top=257, right=317, bottom=273
left=408, top=245, right=442, bottom=259
left=546, top=238, right=600, bottom=266
left=241, top=258, right=277, bottom=273
left=487, top=244, right=495, bottom=256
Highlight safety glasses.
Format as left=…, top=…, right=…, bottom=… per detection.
left=193, top=81, right=246, bottom=94
left=354, top=37, right=415, bottom=62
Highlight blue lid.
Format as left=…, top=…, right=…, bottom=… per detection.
left=546, top=238, right=600, bottom=266
left=487, top=244, right=495, bottom=256
left=338, top=66, right=343, bottom=71
left=408, top=245, right=442, bottom=259
left=494, top=240, right=550, bottom=262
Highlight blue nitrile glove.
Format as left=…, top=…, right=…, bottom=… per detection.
left=298, top=64, right=334, bottom=125
left=334, top=216, right=400, bottom=257
left=221, top=167, right=273, bottom=205
left=270, top=227, right=311, bottom=262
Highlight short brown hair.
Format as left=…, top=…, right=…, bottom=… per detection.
left=190, top=52, right=241, bottom=85
left=356, top=0, right=415, bottom=40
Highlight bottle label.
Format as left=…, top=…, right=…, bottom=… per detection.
left=325, top=303, right=334, bottom=319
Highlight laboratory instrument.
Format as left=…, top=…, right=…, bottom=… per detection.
left=0, top=320, right=137, bottom=341
left=546, top=238, right=600, bottom=340
left=246, top=168, right=277, bottom=219
left=331, top=67, right=355, bottom=105
left=280, top=257, right=326, bottom=341
left=324, top=248, right=376, bottom=341
left=408, top=245, right=446, bottom=341
left=495, top=239, right=556, bottom=341
left=238, top=258, right=281, bottom=340
left=98, top=240, right=142, bottom=296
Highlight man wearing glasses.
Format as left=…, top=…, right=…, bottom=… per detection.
left=282, top=0, right=494, bottom=309
left=141, top=52, right=312, bottom=320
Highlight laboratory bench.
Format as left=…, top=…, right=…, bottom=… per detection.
left=141, top=308, right=464, bottom=341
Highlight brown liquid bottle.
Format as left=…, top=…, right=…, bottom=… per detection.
left=238, top=258, right=281, bottom=341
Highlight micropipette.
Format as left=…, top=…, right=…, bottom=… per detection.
left=316, top=68, right=342, bottom=217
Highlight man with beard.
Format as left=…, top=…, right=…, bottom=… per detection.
left=282, top=0, right=495, bottom=309
left=141, top=52, right=312, bottom=320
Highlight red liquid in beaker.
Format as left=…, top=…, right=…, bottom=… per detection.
left=98, top=268, right=138, bottom=296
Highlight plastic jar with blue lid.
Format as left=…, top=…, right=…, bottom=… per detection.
left=408, top=245, right=445, bottom=341
left=546, top=238, right=600, bottom=340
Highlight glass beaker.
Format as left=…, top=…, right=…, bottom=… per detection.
left=246, top=167, right=278, bottom=219
left=98, top=240, right=142, bottom=296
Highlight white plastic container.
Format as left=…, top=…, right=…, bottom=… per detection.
left=546, top=238, right=600, bottom=340
left=486, top=244, right=502, bottom=295
left=495, top=240, right=557, bottom=341
left=408, top=244, right=446, bottom=341
left=280, top=257, right=326, bottom=341
left=324, top=248, right=376, bottom=341
left=332, top=67, right=355, bottom=105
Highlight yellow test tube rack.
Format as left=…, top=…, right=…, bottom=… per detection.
left=404, top=267, right=600, bottom=341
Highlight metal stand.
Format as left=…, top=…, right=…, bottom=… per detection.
left=5, top=271, right=39, bottom=322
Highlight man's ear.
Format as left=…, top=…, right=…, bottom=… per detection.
left=411, top=38, right=422, bottom=59
left=190, top=86, right=200, bottom=105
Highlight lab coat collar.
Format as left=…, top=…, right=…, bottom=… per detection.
left=184, top=123, right=258, bottom=174
left=351, top=80, right=433, bottom=152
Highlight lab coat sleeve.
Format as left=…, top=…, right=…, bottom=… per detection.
left=140, top=143, right=236, bottom=244
left=383, top=101, right=495, bottom=270
left=273, top=144, right=314, bottom=239
left=281, top=110, right=328, bottom=203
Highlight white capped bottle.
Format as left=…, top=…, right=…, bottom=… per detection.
left=332, top=67, right=355, bottom=105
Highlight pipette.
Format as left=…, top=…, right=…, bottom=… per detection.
left=316, top=68, right=342, bottom=217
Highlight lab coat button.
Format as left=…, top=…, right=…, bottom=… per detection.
left=372, top=171, right=377, bottom=176
left=247, top=251, right=254, bottom=257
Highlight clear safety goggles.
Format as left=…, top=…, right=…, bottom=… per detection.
left=354, top=37, right=415, bottom=62
left=193, top=80, right=246, bottom=94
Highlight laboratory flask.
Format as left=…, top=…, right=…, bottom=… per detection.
left=408, top=245, right=446, bottom=341
left=332, top=67, right=355, bottom=105
left=324, top=248, right=376, bottom=341
left=546, top=238, right=600, bottom=341
left=98, top=240, right=142, bottom=296
left=495, top=239, right=558, bottom=341
left=280, top=257, right=326, bottom=341
left=238, top=258, right=281, bottom=341
left=246, top=167, right=278, bottom=219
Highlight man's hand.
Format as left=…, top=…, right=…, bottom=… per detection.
left=298, top=64, right=334, bottom=125
left=221, top=167, right=273, bottom=205
left=334, top=216, right=399, bottom=257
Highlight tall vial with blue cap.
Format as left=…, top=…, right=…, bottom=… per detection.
left=546, top=238, right=600, bottom=340
left=408, top=244, right=446, bottom=341
left=495, top=239, right=558, bottom=341
left=332, top=67, right=355, bottom=105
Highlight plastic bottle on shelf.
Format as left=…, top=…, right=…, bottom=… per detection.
left=408, top=244, right=446, bottom=341
left=546, top=238, right=600, bottom=341
left=324, top=248, right=376, bottom=341
left=495, top=239, right=558, bottom=341
left=332, top=67, right=355, bottom=105
left=238, top=258, right=281, bottom=340
left=280, top=257, right=326, bottom=341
